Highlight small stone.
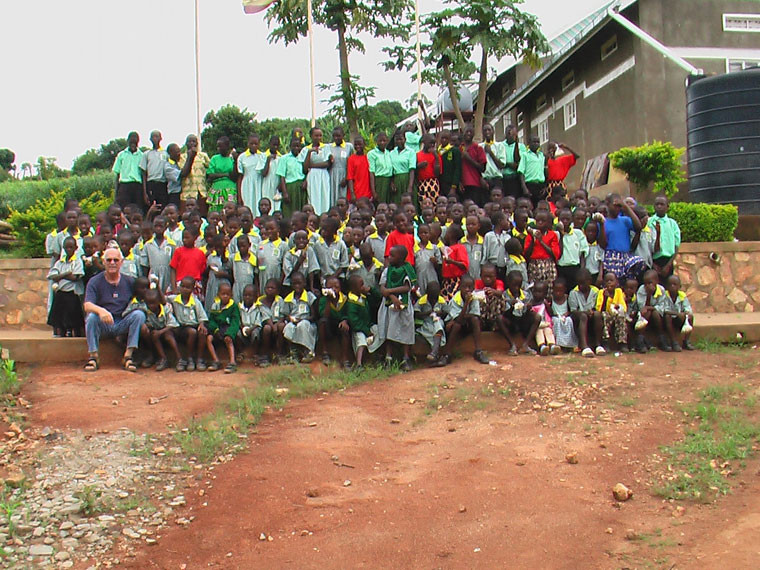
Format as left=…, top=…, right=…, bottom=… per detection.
left=408, top=398, right=416, bottom=404
left=4, top=468, right=26, bottom=488
left=547, top=401, right=565, bottom=409
left=306, top=488, right=319, bottom=498
left=343, top=480, right=352, bottom=487
left=60, top=562, right=74, bottom=569
left=259, top=533, right=267, bottom=541
left=61, top=538, right=78, bottom=549
left=565, top=452, right=579, bottom=464
left=300, top=529, right=310, bottom=536
left=151, top=446, right=166, bottom=455
left=55, top=551, right=71, bottom=561
left=307, top=422, right=317, bottom=427
left=390, top=418, right=400, bottom=424
left=32, top=527, right=44, bottom=537
left=625, top=529, right=639, bottom=541
left=60, top=522, right=74, bottom=530
left=43, top=536, right=55, bottom=545
left=458, top=506, right=467, bottom=513
left=605, top=527, right=613, bottom=534
left=145, top=538, right=157, bottom=545
left=122, top=528, right=141, bottom=539
left=672, top=505, right=686, bottom=518
left=29, top=544, right=54, bottom=556
left=612, top=483, right=633, bottom=502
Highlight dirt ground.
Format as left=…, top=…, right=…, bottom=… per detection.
left=20, top=349, right=760, bottom=569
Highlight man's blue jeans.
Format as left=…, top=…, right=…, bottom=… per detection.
left=85, top=311, right=146, bottom=353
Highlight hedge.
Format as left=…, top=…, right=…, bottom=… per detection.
left=664, top=202, right=738, bottom=243
left=0, top=171, right=114, bottom=218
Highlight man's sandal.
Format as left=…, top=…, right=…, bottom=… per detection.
left=122, top=357, right=138, bottom=372
left=84, top=358, right=99, bottom=372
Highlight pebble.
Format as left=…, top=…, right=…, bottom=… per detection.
left=29, top=544, right=54, bottom=556
left=55, top=551, right=71, bottom=561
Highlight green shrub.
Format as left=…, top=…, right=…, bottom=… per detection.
left=609, top=141, right=686, bottom=198
left=0, top=171, right=113, bottom=218
left=8, top=189, right=112, bottom=257
left=666, top=202, right=738, bottom=243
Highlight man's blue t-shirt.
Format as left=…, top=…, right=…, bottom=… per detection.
left=84, top=273, right=135, bottom=318
left=604, top=215, right=634, bottom=253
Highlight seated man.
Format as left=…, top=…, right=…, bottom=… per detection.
left=83, top=247, right=146, bottom=372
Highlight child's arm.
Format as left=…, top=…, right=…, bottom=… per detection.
left=597, top=222, right=608, bottom=249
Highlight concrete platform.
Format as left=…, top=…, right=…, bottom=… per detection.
left=2, top=313, right=759, bottom=365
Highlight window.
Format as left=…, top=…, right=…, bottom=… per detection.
left=562, top=70, right=575, bottom=91
left=727, top=59, right=760, bottom=72
left=517, top=129, right=524, bottom=144
left=516, top=111, right=524, bottom=127
left=564, top=98, right=577, bottom=130
left=536, top=94, right=547, bottom=112
left=723, top=14, right=760, bottom=32
left=601, top=35, right=618, bottom=60
left=538, top=120, right=549, bottom=145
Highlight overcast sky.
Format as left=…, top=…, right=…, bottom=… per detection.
left=1, top=0, right=605, bottom=169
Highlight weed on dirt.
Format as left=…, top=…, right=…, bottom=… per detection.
left=175, top=365, right=396, bottom=463
left=653, top=382, right=760, bottom=501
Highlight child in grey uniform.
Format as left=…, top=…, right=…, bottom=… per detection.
left=282, top=272, right=319, bottom=362
left=377, top=245, right=417, bottom=372
left=256, top=219, right=286, bottom=291
left=314, top=217, right=349, bottom=285
left=413, top=224, right=442, bottom=295
left=414, top=281, right=447, bottom=363
left=231, top=235, right=257, bottom=303
left=142, top=217, right=176, bottom=294
left=282, top=230, right=318, bottom=290
left=251, top=278, right=285, bottom=367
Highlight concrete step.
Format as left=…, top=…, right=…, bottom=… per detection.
left=1, top=313, right=758, bottom=365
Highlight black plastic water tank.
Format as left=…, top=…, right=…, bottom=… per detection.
left=686, top=68, right=760, bottom=214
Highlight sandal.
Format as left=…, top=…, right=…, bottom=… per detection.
left=342, top=360, right=352, bottom=370
left=321, top=353, right=332, bottom=366
left=224, top=362, right=237, bottom=374
left=84, top=357, right=99, bottom=372
left=301, top=352, right=315, bottom=363
left=123, top=357, right=138, bottom=373
left=434, top=354, right=450, bottom=367
left=208, top=361, right=222, bottom=372
left=400, top=358, right=413, bottom=372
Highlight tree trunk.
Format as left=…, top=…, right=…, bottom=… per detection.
left=337, top=23, right=359, bottom=140
left=443, top=62, right=466, bottom=130
left=473, top=45, right=489, bottom=143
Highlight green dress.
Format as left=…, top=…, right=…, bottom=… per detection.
left=207, top=154, right=237, bottom=211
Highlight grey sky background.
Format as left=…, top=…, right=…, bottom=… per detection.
left=1, top=0, right=604, bottom=169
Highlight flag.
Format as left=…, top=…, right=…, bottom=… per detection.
left=242, top=0, right=276, bottom=14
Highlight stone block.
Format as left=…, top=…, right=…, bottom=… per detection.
left=727, top=288, right=748, bottom=305
left=28, top=279, right=47, bottom=292
left=3, top=277, right=19, bottom=292
left=697, top=266, right=716, bottom=287
left=680, top=254, right=696, bottom=265
left=29, top=306, right=48, bottom=325
left=679, top=270, right=692, bottom=286
left=735, top=252, right=750, bottom=263
left=5, top=310, right=23, bottom=325
left=719, top=260, right=734, bottom=288
left=0, top=293, right=8, bottom=308
left=745, top=303, right=755, bottom=313
left=17, top=291, right=41, bottom=304
left=736, top=264, right=754, bottom=284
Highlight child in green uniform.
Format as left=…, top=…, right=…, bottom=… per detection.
left=390, top=131, right=416, bottom=199
left=206, top=281, right=240, bottom=373
left=318, top=275, right=351, bottom=367
left=207, top=136, right=237, bottom=212
left=277, top=138, right=306, bottom=218
left=368, top=133, right=394, bottom=204
left=345, top=274, right=381, bottom=369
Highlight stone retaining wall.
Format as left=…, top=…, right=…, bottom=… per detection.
left=676, top=242, right=760, bottom=314
left=0, top=242, right=758, bottom=328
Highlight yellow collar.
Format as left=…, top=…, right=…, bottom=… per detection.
left=239, top=301, right=256, bottom=311
left=178, top=294, right=196, bottom=307
left=461, top=235, right=484, bottom=245
left=653, top=286, right=663, bottom=298
left=214, top=298, right=235, bottom=310
left=508, top=254, right=525, bottom=264
left=284, top=290, right=310, bottom=303
left=437, top=144, right=452, bottom=154
left=572, top=285, right=600, bottom=295
left=265, top=149, right=282, bottom=157
left=255, top=294, right=282, bottom=307
left=512, top=227, right=527, bottom=237
left=62, top=252, right=77, bottom=262
left=330, top=292, right=347, bottom=310
left=506, top=289, right=526, bottom=300
left=370, top=257, right=384, bottom=269
left=148, top=236, right=177, bottom=246
left=414, top=240, right=434, bottom=252
left=333, top=141, right=345, bottom=148
left=348, top=292, right=365, bottom=303
left=452, top=291, right=469, bottom=305
left=244, top=149, right=262, bottom=156
left=168, top=158, right=177, bottom=165
left=233, top=251, right=257, bottom=265
left=153, top=305, right=166, bottom=318
left=124, top=249, right=135, bottom=261
left=418, top=294, right=445, bottom=306
left=261, top=237, right=283, bottom=247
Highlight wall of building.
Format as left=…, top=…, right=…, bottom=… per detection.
left=0, top=259, right=50, bottom=329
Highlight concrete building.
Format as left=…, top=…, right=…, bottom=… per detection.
left=484, top=0, right=760, bottom=188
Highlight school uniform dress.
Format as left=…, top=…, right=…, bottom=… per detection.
left=237, top=150, right=265, bottom=213
left=376, top=263, right=417, bottom=347
left=113, top=148, right=144, bottom=209
left=168, top=294, right=208, bottom=329
left=329, top=142, right=353, bottom=205
left=413, top=294, right=447, bottom=349
left=207, top=154, right=237, bottom=212
left=569, top=286, right=600, bottom=313
left=142, top=236, right=176, bottom=294
left=368, top=147, right=394, bottom=204
left=390, top=146, right=416, bottom=199
left=446, top=291, right=482, bottom=331
left=413, top=241, right=442, bottom=294
left=347, top=258, right=384, bottom=292
left=282, top=246, right=319, bottom=286
left=256, top=237, right=286, bottom=289
left=550, top=297, right=577, bottom=348
left=298, top=144, right=333, bottom=215
left=164, top=159, right=183, bottom=206
left=119, top=249, right=141, bottom=279
left=483, top=230, right=509, bottom=275
left=231, top=251, right=258, bottom=304
left=207, top=298, right=241, bottom=340
left=227, top=229, right=262, bottom=258
left=346, top=292, right=381, bottom=355
left=178, top=151, right=210, bottom=201
left=276, top=152, right=307, bottom=218
left=633, top=225, right=657, bottom=269
left=144, top=304, right=179, bottom=331
left=313, top=236, right=349, bottom=284
left=461, top=235, right=485, bottom=281
left=505, top=254, right=529, bottom=288
left=238, top=301, right=258, bottom=342
left=282, top=290, right=318, bottom=353
left=504, top=288, right=533, bottom=332
left=518, top=149, right=546, bottom=206
left=261, top=151, right=282, bottom=212
left=365, top=231, right=387, bottom=263
left=47, top=253, right=85, bottom=333
left=205, top=253, right=232, bottom=312
left=585, top=241, right=605, bottom=282
left=636, top=283, right=667, bottom=316
left=251, top=295, right=283, bottom=339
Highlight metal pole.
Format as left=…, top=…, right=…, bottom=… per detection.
left=194, top=0, right=202, bottom=138
left=307, top=0, right=317, bottom=127
left=415, top=0, right=423, bottom=122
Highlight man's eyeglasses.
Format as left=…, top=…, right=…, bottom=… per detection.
left=104, top=258, right=120, bottom=263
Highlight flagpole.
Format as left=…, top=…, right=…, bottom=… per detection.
left=415, top=0, right=422, bottom=122
left=194, top=0, right=202, bottom=138
left=307, top=0, right=317, bottom=127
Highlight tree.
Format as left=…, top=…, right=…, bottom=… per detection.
left=0, top=149, right=15, bottom=173
left=266, top=0, right=414, bottom=140
left=71, top=138, right=127, bottom=175
left=356, top=100, right=415, bottom=137
left=609, top=141, right=686, bottom=199
left=201, top=105, right=256, bottom=154
left=385, top=0, right=549, bottom=139
left=35, top=157, right=69, bottom=180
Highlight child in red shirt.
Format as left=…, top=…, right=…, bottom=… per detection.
left=347, top=136, right=371, bottom=202
left=416, top=134, right=442, bottom=206
left=440, top=224, right=468, bottom=300
left=524, top=210, right=560, bottom=296
left=385, top=212, right=415, bottom=265
left=170, top=229, right=207, bottom=296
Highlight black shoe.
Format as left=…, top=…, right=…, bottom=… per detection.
left=683, top=340, right=696, bottom=351
left=400, top=358, right=413, bottom=372
left=672, top=341, right=683, bottom=352
left=659, top=335, right=672, bottom=352
left=635, top=335, right=647, bottom=354
left=473, top=350, right=490, bottom=364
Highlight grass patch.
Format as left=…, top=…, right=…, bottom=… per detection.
left=0, top=489, right=24, bottom=537
left=619, top=396, right=638, bottom=408
left=175, top=365, right=396, bottom=463
left=696, top=337, right=747, bottom=354
left=654, top=383, right=760, bottom=502
left=0, top=349, right=20, bottom=399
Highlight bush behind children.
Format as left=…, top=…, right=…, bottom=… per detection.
left=46, top=126, right=690, bottom=373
